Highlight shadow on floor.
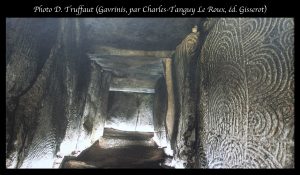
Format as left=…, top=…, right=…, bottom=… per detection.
left=61, top=128, right=167, bottom=168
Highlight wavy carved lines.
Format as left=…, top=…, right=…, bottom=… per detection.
left=209, top=157, right=230, bottom=168
left=203, top=133, right=220, bottom=163
left=245, top=141, right=282, bottom=168
left=261, top=140, right=293, bottom=167
left=204, top=133, right=245, bottom=168
left=11, top=20, right=35, bottom=59
left=244, top=18, right=294, bottom=144
left=206, top=63, right=247, bottom=166
left=200, top=18, right=248, bottom=168
left=241, top=18, right=276, bottom=54
left=219, top=138, right=244, bottom=167
left=21, top=100, right=57, bottom=167
left=207, top=57, right=246, bottom=138
left=199, top=18, right=294, bottom=168
left=244, top=19, right=293, bottom=101
left=209, top=90, right=245, bottom=136
left=277, top=19, right=294, bottom=125
left=248, top=105, right=284, bottom=139
left=278, top=19, right=294, bottom=71
left=6, top=19, right=39, bottom=96
left=244, top=18, right=294, bottom=168
left=246, top=47, right=287, bottom=103
left=203, top=18, right=242, bottom=63
left=178, top=32, right=200, bottom=57
left=203, top=18, right=219, bottom=32
left=22, top=130, right=56, bottom=167
left=209, top=62, right=246, bottom=100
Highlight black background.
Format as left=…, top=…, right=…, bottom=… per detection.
left=2, top=0, right=297, bottom=17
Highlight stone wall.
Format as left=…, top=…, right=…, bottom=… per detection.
left=61, top=61, right=111, bottom=156
left=6, top=18, right=112, bottom=168
left=171, top=26, right=201, bottom=168
left=171, top=18, right=294, bottom=169
left=153, top=77, right=168, bottom=148
left=105, top=91, right=154, bottom=132
left=6, top=18, right=294, bottom=169
left=197, top=18, right=294, bottom=168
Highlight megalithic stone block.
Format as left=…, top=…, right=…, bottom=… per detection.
left=162, top=58, right=175, bottom=142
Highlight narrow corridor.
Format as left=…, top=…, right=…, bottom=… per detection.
left=61, top=128, right=170, bottom=168
left=6, top=18, right=294, bottom=169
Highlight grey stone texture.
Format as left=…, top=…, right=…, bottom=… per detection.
left=105, top=92, right=154, bottom=132
left=171, top=27, right=201, bottom=168
left=171, top=18, right=294, bottom=168
left=197, top=18, right=294, bottom=168
left=6, top=19, right=112, bottom=168
left=153, top=77, right=168, bottom=148
left=6, top=18, right=294, bottom=169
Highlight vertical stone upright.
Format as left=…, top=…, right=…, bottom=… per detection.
left=171, top=26, right=201, bottom=168
left=153, top=77, right=168, bottom=149
left=6, top=18, right=113, bottom=168
left=162, top=58, right=175, bottom=143
left=197, top=18, right=294, bottom=168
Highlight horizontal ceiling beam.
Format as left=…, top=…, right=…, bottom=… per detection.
left=90, top=46, right=174, bottom=58
left=110, top=76, right=157, bottom=87
left=109, top=87, right=155, bottom=94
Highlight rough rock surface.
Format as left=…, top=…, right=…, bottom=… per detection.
left=6, top=19, right=112, bottom=168
left=197, top=18, right=294, bottom=168
left=62, top=61, right=111, bottom=155
left=171, top=18, right=294, bottom=168
left=105, top=92, right=154, bottom=132
left=6, top=18, right=294, bottom=169
left=61, top=128, right=165, bottom=168
left=6, top=18, right=60, bottom=168
left=152, top=77, right=168, bottom=148
left=171, top=27, right=201, bottom=168
left=84, top=18, right=202, bottom=51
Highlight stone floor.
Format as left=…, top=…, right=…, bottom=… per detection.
left=61, top=128, right=169, bottom=168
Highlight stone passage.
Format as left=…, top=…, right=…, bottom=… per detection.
left=61, top=128, right=167, bottom=168
left=6, top=18, right=294, bottom=169
left=105, top=92, right=154, bottom=132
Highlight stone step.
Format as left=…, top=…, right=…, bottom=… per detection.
left=98, top=128, right=156, bottom=149
left=61, top=128, right=167, bottom=168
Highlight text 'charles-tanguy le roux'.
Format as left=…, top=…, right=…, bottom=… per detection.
left=33, top=4, right=267, bottom=15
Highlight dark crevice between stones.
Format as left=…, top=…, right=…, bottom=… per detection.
left=83, top=117, right=94, bottom=134
left=194, top=25, right=210, bottom=168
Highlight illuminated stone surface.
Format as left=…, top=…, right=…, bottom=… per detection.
left=170, top=18, right=294, bottom=169
left=105, top=92, right=154, bottom=132
left=6, top=19, right=111, bottom=168
left=197, top=18, right=294, bottom=168
left=62, top=128, right=165, bottom=168
left=6, top=18, right=294, bottom=169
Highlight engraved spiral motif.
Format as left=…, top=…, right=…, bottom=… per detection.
left=199, top=18, right=294, bottom=168
left=218, top=138, right=244, bottom=167
left=208, top=62, right=246, bottom=137
left=245, top=141, right=282, bottom=168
